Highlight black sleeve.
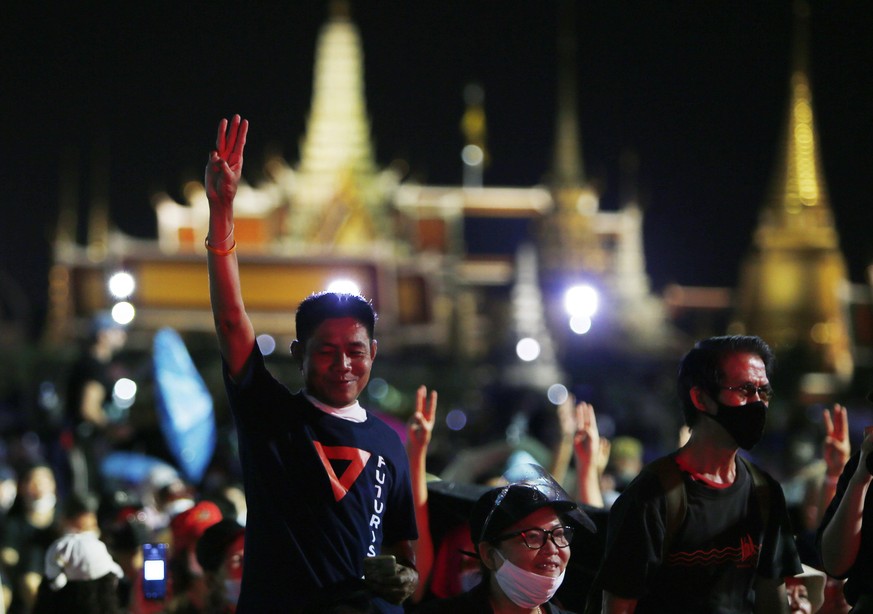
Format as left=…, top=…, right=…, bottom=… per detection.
left=816, top=452, right=862, bottom=580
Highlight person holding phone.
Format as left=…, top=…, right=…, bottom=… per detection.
left=204, top=116, right=418, bottom=613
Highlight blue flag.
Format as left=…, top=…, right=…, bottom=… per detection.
left=153, top=327, right=216, bottom=483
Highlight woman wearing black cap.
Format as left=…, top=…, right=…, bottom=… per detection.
left=416, top=466, right=595, bottom=614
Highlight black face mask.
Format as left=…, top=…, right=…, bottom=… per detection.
left=703, top=400, right=767, bottom=450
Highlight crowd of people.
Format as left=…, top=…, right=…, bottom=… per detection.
left=1, top=115, right=872, bottom=613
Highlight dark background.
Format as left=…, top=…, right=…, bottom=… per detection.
left=3, top=1, right=873, bottom=339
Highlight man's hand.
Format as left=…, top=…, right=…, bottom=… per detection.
left=364, top=560, right=419, bottom=605
left=407, top=385, right=437, bottom=455
left=558, top=395, right=606, bottom=507
left=572, top=400, right=602, bottom=471
left=205, top=115, right=248, bottom=209
left=822, top=404, right=851, bottom=477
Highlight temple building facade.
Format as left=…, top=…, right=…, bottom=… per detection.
left=45, top=2, right=873, bottom=419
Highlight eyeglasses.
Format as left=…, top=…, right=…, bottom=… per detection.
left=719, top=383, right=773, bottom=402
left=494, top=525, right=574, bottom=550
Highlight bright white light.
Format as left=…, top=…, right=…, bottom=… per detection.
left=564, top=284, right=599, bottom=317
left=569, top=315, right=592, bottom=335
left=547, top=384, right=569, bottom=405
left=516, top=337, right=541, bottom=362
left=108, top=271, right=136, bottom=299
left=327, top=279, right=361, bottom=295
left=111, top=302, right=135, bottom=325
left=113, top=378, right=137, bottom=409
left=461, top=144, right=484, bottom=166
left=256, top=334, right=276, bottom=356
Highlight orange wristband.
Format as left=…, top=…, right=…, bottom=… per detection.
left=204, top=236, right=236, bottom=255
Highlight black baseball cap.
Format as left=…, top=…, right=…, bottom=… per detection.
left=469, top=464, right=596, bottom=545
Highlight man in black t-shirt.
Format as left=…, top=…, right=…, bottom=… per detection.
left=204, top=115, right=418, bottom=613
left=592, top=336, right=802, bottom=613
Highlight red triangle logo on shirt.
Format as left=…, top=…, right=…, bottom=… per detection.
left=313, top=442, right=372, bottom=502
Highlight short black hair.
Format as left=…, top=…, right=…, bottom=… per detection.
left=196, top=519, right=244, bottom=573
left=62, top=492, right=98, bottom=520
left=677, top=335, right=775, bottom=427
left=295, top=292, right=377, bottom=347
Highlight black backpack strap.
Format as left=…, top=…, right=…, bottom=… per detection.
left=737, top=455, right=770, bottom=525
left=737, top=455, right=771, bottom=563
left=641, top=456, right=687, bottom=558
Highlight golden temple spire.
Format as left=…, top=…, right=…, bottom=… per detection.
left=461, top=82, right=488, bottom=188
left=732, top=0, right=853, bottom=390
left=538, top=0, right=603, bottom=278
left=292, top=2, right=395, bottom=249
left=86, top=137, right=111, bottom=261
left=551, top=0, right=584, bottom=188
left=754, top=0, right=837, bottom=249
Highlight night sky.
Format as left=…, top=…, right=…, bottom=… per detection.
left=4, top=2, right=873, bottom=338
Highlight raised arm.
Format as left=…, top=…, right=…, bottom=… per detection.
left=405, top=385, right=437, bottom=603
left=552, top=396, right=605, bottom=507
left=820, top=426, right=873, bottom=576
left=818, top=404, right=851, bottom=523
left=205, top=115, right=255, bottom=378
left=572, top=400, right=606, bottom=508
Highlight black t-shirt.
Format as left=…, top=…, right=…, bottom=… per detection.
left=597, top=455, right=801, bottom=613
left=224, top=345, right=417, bottom=613
left=65, top=352, right=112, bottom=427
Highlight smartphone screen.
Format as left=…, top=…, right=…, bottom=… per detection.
left=142, top=542, right=168, bottom=600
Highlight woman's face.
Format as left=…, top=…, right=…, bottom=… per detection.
left=490, top=506, right=570, bottom=577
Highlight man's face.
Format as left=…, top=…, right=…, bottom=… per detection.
left=298, top=317, right=376, bottom=408
left=715, top=352, right=769, bottom=408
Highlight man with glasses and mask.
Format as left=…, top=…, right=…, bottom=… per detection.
left=588, top=336, right=801, bottom=613
left=417, top=465, right=596, bottom=613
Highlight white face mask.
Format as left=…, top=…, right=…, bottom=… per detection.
left=493, top=550, right=565, bottom=608
left=29, top=493, right=57, bottom=514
